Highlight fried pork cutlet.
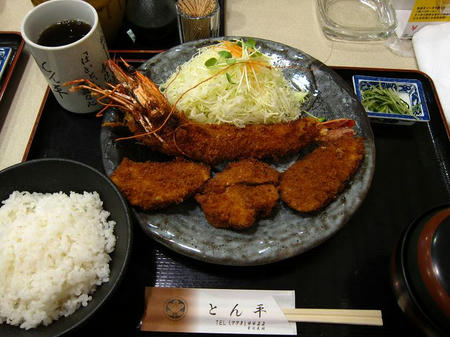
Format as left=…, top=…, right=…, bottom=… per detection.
left=280, top=136, right=365, bottom=213
left=195, top=185, right=279, bottom=230
left=110, top=157, right=210, bottom=210
left=201, top=158, right=280, bottom=194
left=195, top=159, right=280, bottom=230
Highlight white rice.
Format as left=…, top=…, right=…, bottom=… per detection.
left=0, top=191, right=116, bottom=330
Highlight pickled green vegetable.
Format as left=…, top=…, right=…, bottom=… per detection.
left=361, top=85, right=418, bottom=118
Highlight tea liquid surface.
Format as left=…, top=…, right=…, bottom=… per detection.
left=37, top=20, right=92, bottom=47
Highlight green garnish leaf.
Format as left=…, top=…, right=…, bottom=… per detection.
left=226, top=72, right=237, bottom=84
left=251, top=51, right=263, bottom=58
left=205, top=57, right=218, bottom=67
left=226, top=58, right=236, bottom=65
left=302, top=110, right=326, bottom=122
left=245, top=38, right=256, bottom=49
left=218, top=50, right=232, bottom=59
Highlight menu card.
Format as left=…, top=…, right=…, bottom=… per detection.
left=141, top=287, right=297, bottom=335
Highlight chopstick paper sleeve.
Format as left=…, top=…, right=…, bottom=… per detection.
left=140, top=287, right=297, bottom=335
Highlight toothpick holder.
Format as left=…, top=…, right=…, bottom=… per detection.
left=176, top=0, right=220, bottom=43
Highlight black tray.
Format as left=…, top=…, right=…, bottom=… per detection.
left=23, top=65, right=450, bottom=337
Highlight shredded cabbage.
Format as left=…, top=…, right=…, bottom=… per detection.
left=160, top=39, right=308, bottom=127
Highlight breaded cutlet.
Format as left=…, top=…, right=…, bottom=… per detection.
left=195, top=184, right=279, bottom=230
left=195, top=159, right=280, bottom=230
left=110, top=157, right=210, bottom=210
left=200, top=158, right=280, bottom=194
left=280, top=136, right=365, bottom=213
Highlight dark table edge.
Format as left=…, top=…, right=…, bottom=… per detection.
left=22, top=87, right=50, bottom=162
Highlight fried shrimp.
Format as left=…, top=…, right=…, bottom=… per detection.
left=174, top=118, right=320, bottom=165
left=70, top=60, right=357, bottom=166
left=110, top=157, right=210, bottom=210
left=280, top=136, right=365, bottom=213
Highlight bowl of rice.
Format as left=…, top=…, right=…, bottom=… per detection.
left=0, top=158, right=132, bottom=336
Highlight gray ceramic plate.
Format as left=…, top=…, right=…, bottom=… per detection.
left=101, top=37, right=375, bottom=266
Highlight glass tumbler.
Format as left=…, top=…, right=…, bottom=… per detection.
left=316, top=0, right=397, bottom=41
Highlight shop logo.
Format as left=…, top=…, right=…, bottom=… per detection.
left=165, top=297, right=187, bottom=320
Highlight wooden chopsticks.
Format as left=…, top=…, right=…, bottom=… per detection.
left=282, top=308, right=383, bottom=326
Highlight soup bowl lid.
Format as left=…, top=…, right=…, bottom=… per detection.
left=399, top=204, right=450, bottom=335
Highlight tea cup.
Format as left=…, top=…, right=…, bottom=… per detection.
left=21, top=0, right=112, bottom=113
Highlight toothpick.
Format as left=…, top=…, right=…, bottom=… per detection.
left=178, top=0, right=216, bottom=17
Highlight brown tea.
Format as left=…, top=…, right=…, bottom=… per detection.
left=37, top=19, right=91, bottom=47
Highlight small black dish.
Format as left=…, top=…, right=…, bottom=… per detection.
left=391, top=204, right=450, bottom=337
left=0, top=158, right=133, bottom=337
